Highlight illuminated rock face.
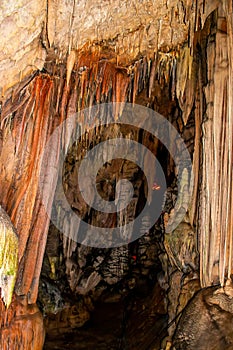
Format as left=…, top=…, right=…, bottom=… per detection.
left=0, top=0, right=220, bottom=100
left=0, top=0, right=46, bottom=98
left=0, top=0, right=233, bottom=349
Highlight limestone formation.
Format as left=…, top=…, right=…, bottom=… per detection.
left=0, top=0, right=232, bottom=349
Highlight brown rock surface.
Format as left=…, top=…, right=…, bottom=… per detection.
left=0, top=1, right=232, bottom=349
left=0, top=0, right=220, bottom=100
left=173, top=287, right=233, bottom=349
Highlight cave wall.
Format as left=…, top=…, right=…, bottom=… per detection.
left=0, top=0, right=232, bottom=349
left=0, top=0, right=220, bottom=100
left=199, top=2, right=233, bottom=287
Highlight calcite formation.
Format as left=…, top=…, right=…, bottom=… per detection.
left=0, top=0, right=220, bottom=100
left=0, top=0, right=232, bottom=349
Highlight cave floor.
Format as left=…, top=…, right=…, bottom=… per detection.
left=44, top=292, right=167, bottom=350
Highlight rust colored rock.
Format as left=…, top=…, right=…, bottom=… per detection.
left=0, top=1, right=232, bottom=348
left=0, top=297, right=45, bottom=350
left=0, top=73, right=62, bottom=349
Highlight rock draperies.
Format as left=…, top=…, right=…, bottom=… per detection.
left=0, top=75, right=62, bottom=348
left=199, top=1, right=233, bottom=287
left=0, top=0, right=232, bottom=348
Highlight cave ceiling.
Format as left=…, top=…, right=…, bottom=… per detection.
left=0, top=0, right=220, bottom=100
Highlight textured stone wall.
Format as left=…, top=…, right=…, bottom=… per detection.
left=0, top=0, right=220, bottom=101
left=47, top=0, right=189, bottom=54
left=1, top=1, right=233, bottom=349
left=0, top=0, right=46, bottom=97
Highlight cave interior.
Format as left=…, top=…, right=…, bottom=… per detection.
left=0, top=1, right=233, bottom=350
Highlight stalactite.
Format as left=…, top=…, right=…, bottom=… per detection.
left=176, top=45, right=195, bottom=125
left=114, top=70, right=129, bottom=119
left=142, top=56, right=148, bottom=87
left=0, top=71, right=64, bottom=348
left=132, top=61, right=140, bottom=104
left=148, top=58, right=156, bottom=98
left=224, top=0, right=233, bottom=282
left=199, top=3, right=233, bottom=287
left=66, top=50, right=77, bottom=87
left=189, top=57, right=202, bottom=227
left=15, top=89, right=36, bottom=154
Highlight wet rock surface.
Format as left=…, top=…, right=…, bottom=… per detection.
left=0, top=2, right=232, bottom=349
left=0, top=0, right=205, bottom=99
left=173, top=286, right=233, bottom=350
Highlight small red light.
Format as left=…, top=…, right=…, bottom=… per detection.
left=152, top=182, right=161, bottom=190
left=132, top=255, right=137, bottom=261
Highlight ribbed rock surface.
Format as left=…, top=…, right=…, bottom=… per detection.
left=0, top=0, right=220, bottom=100
left=0, top=1, right=233, bottom=349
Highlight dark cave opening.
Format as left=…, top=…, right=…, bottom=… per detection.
left=38, top=100, right=195, bottom=349
left=35, top=47, right=197, bottom=348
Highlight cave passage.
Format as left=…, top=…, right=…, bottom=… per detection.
left=38, top=74, right=195, bottom=349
